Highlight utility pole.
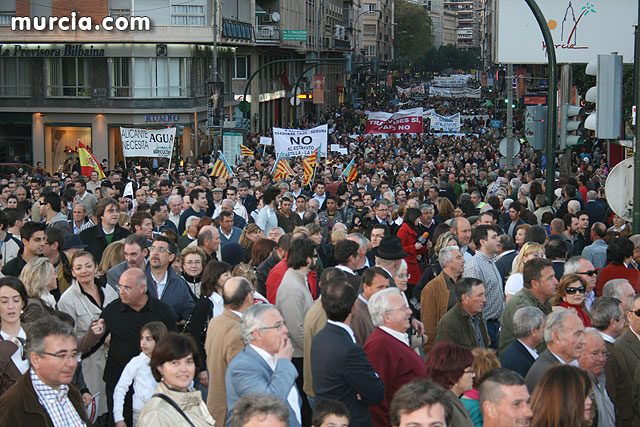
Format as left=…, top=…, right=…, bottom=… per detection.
left=506, top=63, right=514, bottom=168
left=633, top=0, right=640, bottom=234
left=212, top=0, right=219, bottom=153
left=559, top=64, right=572, bottom=178
left=316, top=0, right=323, bottom=121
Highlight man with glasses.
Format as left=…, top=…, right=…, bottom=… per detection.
left=564, top=256, right=598, bottom=310
left=590, top=297, right=636, bottom=426
left=80, top=267, right=176, bottom=426
left=226, top=304, right=301, bottom=426
left=0, top=316, right=93, bottom=426
left=364, top=288, right=426, bottom=427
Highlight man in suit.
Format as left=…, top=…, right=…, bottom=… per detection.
left=334, top=239, right=363, bottom=292
left=364, top=288, right=427, bottom=427
left=525, top=309, right=586, bottom=392
left=495, top=234, right=518, bottom=285
left=225, top=304, right=302, bottom=427
left=205, top=277, right=254, bottom=426
left=616, top=294, right=640, bottom=421
left=584, top=190, right=606, bottom=224
left=351, top=266, right=391, bottom=346
left=433, top=277, right=489, bottom=349
left=311, top=280, right=385, bottom=427
left=421, top=245, right=465, bottom=354
left=590, top=297, right=636, bottom=426
left=501, top=307, right=544, bottom=378
left=106, top=233, right=148, bottom=291
left=581, top=222, right=608, bottom=270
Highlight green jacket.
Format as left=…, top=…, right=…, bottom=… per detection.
left=434, top=302, right=489, bottom=350
left=499, top=288, right=552, bottom=357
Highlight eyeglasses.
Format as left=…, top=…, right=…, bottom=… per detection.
left=259, top=321, right=285, bottom=331
left=184, top=260, right=202, bottom=266
left=587, top=350, right=610, bottom=360
left=565, top=286, right=586, bottom=295
left=40, top=351, right=81, bottom=361
left=117, top=284, right=136, bottom=293
left=577, top=270, right=598, bottom=277
left=629, top=309, right=640, bottom=318
left=149, top=246, right=171, bottom=254
left=385, top=305, right=410, bottom=313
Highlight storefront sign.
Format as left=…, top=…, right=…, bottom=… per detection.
left=0, top=44, right=105, bottom=57
left=273, top=124, right=328, bottom=158
left=282, top=30, right=307, bottom=41
left=120, top=127, right=176, bottom=159
left=144, top=113, right=180, bottom=123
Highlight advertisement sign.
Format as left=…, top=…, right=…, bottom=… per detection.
left=365, top=108, right=424, bottom=134
left=313, top=75, right=324, bottom=104
left=282, top=30, right=308, bottom=41
left=222, top=131, right=243, bottom=166
left=496, top=0, right=636, bottom=64
left=429, top=113, right=461, bottom=133
left=273, top=124, right=328, bottom=158
left=523, top=94, right=548, bottom=105
left=120, top=127, right=176, bottom=159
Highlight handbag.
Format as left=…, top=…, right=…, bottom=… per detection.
left=152, top=393, right=196, bottom=427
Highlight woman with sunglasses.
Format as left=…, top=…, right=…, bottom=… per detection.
left=0, top=277, right=29, bottom=397
left=552, top=274, right=591, bottom=327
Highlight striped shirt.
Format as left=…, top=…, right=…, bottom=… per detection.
left=463, top=251, right=504, bottom=321
left=31, top=369, right=86, bottom=427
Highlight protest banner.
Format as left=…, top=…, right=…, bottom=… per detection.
left=365, top=107, right=424, bottom=134
left=120, top=127, right=176, bottom=159
left=273, top=124, right=328, bottom=158
left=259, top=136, right=273, bottom=145
left=429, top=113, right=461, bottom=132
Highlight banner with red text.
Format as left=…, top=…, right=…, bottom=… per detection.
left=365, top=107, right=424, bottom=134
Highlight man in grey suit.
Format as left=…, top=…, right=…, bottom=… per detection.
left=225, top=304, right=301, bottom=427
left=106, top=233, right=149, bottom=291
left=524, top=308, right=586, bottom=392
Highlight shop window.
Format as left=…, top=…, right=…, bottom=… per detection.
left=233, top=57, right=247, bottom=79
left=46, top=58, right=91, bottom=97
left=171, top=5, right=205, bottom=26
left=47, top=126, right=91, bottom=172
left=0, top=57, right=30, bottom=97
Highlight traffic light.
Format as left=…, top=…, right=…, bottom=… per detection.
left=560, top=104, right=584, bottom=149
left=525, top=105, right=547, bottom=150
left=584, top=54, right=623, bottom=139
left=176, top=125, right=185, bottom=137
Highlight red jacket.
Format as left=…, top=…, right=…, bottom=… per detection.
left=364, top=328, right=427, bottom=427
left=265, top=257, right=317, bottom=303
left=596, top=263, right=640, bottom=296
left=396, top=222, right=425, bottom=286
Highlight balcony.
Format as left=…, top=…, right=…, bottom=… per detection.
left=255, top=25, right=280, bottom=44
left=334, top=39, right=350, bottom=50
left=222, top=19, right=253, bottom=43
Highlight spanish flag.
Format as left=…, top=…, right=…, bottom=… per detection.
left=210, top=152, right=233, bottom=179
left=240, top=144, right=254, bottom=158
left=78, top=140, right=106, bottom=179
left=271, top=154, right=295, bottom=180
left=342, top=158, right=357, bottom=183
left=302, top=148, right=318, bottom=186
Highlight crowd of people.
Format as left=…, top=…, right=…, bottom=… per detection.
left=0, top=86, right=637, bottom=427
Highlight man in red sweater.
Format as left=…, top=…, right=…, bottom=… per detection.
left=265, top=232, right=317, bottom=303
left=364, top=288, right=427, bottom=427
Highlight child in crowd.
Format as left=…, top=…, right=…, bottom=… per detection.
left=311, top=399, right=350, bottom=427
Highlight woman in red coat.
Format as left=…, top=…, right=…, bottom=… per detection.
left=596, top=237, right=640, bottom=296
left=396, top=207, right=425, bottom=289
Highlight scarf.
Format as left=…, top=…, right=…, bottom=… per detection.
left=559, top=300, right=592, bottom=327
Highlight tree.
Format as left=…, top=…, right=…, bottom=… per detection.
left=394, top=0, right=433, bottom=64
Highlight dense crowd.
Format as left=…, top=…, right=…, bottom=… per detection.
left=0, top=87, right=636, bottom=427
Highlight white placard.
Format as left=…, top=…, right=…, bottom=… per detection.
left=429, top=113, right=461, bottom=132
left=338, top=148, right=348, bottom=155
left=259, top=136, right=273, bottom=146
left=273, top=124, right=328, bottom=158
left=120, top=127, right=176, bottom=159
left=330, top=144, right=341, bottom=152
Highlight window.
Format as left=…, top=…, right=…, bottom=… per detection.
left=194, top=57, right=208, bottom=96
left=233, top=57, right=247, bottom=79
left=367, top=4, right=377, bottom=11
left=0, top=10, right=14, bottom=25
left=46, top=58, right=90, bottom=97
left=363, top=24, right=376, bottom=36
left=365, top=45, right=376, bottom=56
left=109, top=9, right=130, bottom=18
left=0, top=58, right=30, bottom=97
left=171, top=5, right=205, bottom=26
left=110, top=57, right=189, bottom=98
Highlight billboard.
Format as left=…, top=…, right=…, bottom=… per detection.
left=496, top=0, right=636, bottom=64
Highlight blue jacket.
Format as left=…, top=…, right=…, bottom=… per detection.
left=501, top=339, right=536, bottom=379
left=145, top=265, right=195, bottom=322
left=225, top=345, right=301, bottom=427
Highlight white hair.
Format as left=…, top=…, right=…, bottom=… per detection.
left=368, top=288, right=403, bottom=328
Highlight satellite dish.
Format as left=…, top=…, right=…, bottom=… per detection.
left=605, top=158, right=634, bottom=222
left=271, top=12, right=281, bottom=22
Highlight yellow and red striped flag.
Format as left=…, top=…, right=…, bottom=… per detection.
left=302, top=148, right=318, bottom=186
left=272, top=154, right=295, bottom=180
left=78, top=140, right=106, bottom=179
left=240, top=144, right=254, bottom=158
left=342, top=158, right=357, bottom=182
left=210, top=152, right=233, bottom=179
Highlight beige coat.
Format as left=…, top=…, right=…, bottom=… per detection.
left=139, top=381, right=215, bottom=427
left=205, top=309, right=244, bottom=426
left=57, top=281, right=118, bottom=416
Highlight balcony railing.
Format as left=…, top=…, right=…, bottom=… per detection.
left=334, top=39, right=350, bottom=49
left=255, top=25, right=280, bottom=44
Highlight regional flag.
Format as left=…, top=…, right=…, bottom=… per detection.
left=302, top=148, right=318, bottom=186
left=240, top=144, right=254, bottom=158
left=210, top=152, right=233, bottom=179
left=342, top=158, right=357, bottom=182
left=271, top=154, right=295, bottom=180
left=78, top=140, right=106, bottom=180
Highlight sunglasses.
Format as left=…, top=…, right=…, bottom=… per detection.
left=577, top=270, right=598, bottom=276
left=630, top=310, right=640, bottom=318
left=566, top=286, right=586, bottom=295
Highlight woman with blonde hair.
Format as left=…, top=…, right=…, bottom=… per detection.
left=504, top=242, right=545, bottom=302
left=97, top=240, right=125, bottom=280
left=231, top=263, right=268, bottom=304
left=118, top=212, right=131, bottom=230
left=238, top=224, right=263, bottom=263
left=19, top=257, right=57, bottom=324
left=180, top=245, right=207, bottom=298
left=437, top=197, right=455, bottom=221
left=461, top=349, right=501, bottom=427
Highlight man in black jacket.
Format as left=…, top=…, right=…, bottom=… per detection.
left=1, top=221, right=47, bottom=277
left=79, top=197, right=130, bottom=263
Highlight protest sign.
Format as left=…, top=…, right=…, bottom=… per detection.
left=120, top=127, right=176, bottom=159
left=273, top=124, right=328, bottom=158
left=365, top=108, right=424, bottom=134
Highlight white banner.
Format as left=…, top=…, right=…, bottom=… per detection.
left=429, top=87, right=481, bottom=98
left=429, top=113, right=461, bottom=132
left=432, top=74, right=474, bottom=87
left=396, top=85, right=425, bottom=96
left=273, top=124, right=328, bottom=158
left=259, top=136, right=273, bottom=146
left=120, top=127, right=176, bottom=159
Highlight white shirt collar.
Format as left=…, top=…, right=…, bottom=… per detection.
left=598, top=331, right=615, bottom=343
left=336, top=265, right=355, bottom=275
left=379, top=326, right=410, bottom=346
left=549, top=349, right=580, bottom=366
left=231, top=310, right=243, bottom=318
left=517, top=339, right=539, bottom=360
left=327, top=320, right=356, bottom=343
left=250, top=344, right=278, bottom=369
